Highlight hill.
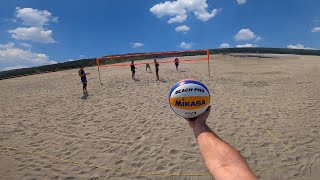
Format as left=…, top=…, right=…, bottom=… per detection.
left=1, top=47, right=319, bottom=80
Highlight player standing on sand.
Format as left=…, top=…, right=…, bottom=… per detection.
left=146, top=63, right=151, bottom=72
left=154, top=59, right=159, bottom=81
left=79, top=66, right=89, bottom=95
left=131, top=61, right=137, bottom=79
left=185, top=106, right=256, bottom=180
left=174, top=58, right=179, bottom=71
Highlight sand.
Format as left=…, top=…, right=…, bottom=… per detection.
left=0, top=54, right=320, bottom=180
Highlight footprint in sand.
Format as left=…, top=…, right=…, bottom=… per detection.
left=34, top=168, right=42, bottom=172
left=115, top=159, right=124, bottom=165
left=156, top=156, right=164, bottom=161
left=64, top=141, right=73, bottom=146
left=63, top=177, right=76, bottom=180
left=88, top=177, right=100, bottom=180
left=44, top=164, right=53, bottom=169
left=155, top=165, right=165, bottom=171
left=169, top=149, right=178, bottom=155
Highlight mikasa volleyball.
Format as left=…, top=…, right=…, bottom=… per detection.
left=169, top=79, right=210, bottom=118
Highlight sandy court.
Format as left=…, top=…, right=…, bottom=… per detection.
left=0, top=54, right=320, bottom=180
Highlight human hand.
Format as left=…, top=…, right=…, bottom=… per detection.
left=185, top=106, right=211, bottom=130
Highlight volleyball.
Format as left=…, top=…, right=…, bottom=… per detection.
left=169, top=79, right=210, bottom=119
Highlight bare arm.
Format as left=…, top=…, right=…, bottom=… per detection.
left=79, top=70, right=89, bottom=77
left=187, top=107, right=256, bottom=180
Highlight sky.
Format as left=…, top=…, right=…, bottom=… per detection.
left=0, top=0, right=320, bottom=71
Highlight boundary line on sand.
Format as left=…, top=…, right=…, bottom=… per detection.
left=214, top=86, right=295, bottom=154
left=208, top=50, right=294, bottom=154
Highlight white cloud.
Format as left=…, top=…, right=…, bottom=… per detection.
left=15, top=7, right=58, bottom=27
left=235, top=29, right=257, bottom=41
left=0, top=42, right=54, bottom=71
left=255, top=36, right=262, bottom=42
left=237, top=0, right=247, bottom=5
left=4, top=65, right=28, bottom=71
left=236, top=43, right=255, bottom=48
left=49, top=60, right=58, bottom=64
left=287, top=44, right=314, bottom=50
left=219, top=43, right=231, bottom=48
left=131, top=42, right=144, bottom=48
left=168, top=14, right=187, bottom=23
left=9, top=8, right=57, bottom=44
left=194, top=8, right=222, bottom=21
left=175, top=25, right=190, bottom=32
left=19, top=42, right=32, bottom=48
left=287, top=44, right=304, bottom=49
left=150, top=0, right=221, bottom=23
left=8, top=27, right=55, bottom=44
left=311, top=27, right=320, bottom=32
left=79, top=55, right=86, bottom=58
left=235, top=29, right=254, bottom=41
left=179, top=42, right=192, bottom=49
left=0, top=42, right=15, bottom=49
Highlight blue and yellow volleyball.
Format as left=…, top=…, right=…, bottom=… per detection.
left=169, top=79, right=210, bottom=118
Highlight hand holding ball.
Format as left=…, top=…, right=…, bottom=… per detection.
left=169, top=79, right=210, bottom=118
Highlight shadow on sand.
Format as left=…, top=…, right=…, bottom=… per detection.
left=159, top=79, right=167, bottom=83
left=81, top=94, right=89, bottom=100
left=178, top=70, right=186, bottom=72
left=133, top=79, right=140, bottom=82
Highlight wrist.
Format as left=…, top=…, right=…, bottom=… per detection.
left=193, top=123, right=210, bottom=138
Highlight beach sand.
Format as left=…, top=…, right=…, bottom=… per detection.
left=0, top=54, right=319, bottom=180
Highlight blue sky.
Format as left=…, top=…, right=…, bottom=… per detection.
left=0, top=0, right=319, bottom=70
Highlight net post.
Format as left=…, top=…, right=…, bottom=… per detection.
left=96, top=58, right=102, bottom=85
left=206, top=49, right=211, bottom=77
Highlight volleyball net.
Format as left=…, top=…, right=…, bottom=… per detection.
left=96, top=49, right=211, bottom=84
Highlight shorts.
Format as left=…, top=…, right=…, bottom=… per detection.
left=175, top=62, right=179, bottom=66
left=156, top=69, right=159, bottom=75
left=132, top=70, right=135, bottom=74
left=82, top=82, right=87, bottom=88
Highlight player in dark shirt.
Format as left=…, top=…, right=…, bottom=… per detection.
left=174, top=58, right=179, bottom=71
left=146, top=63, right=151, bottom=72
left=78, top=66, right=89, bottom=95
left=154, top=59, right=159, bottom=81
left=130, top=61, right=137, bottom=79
